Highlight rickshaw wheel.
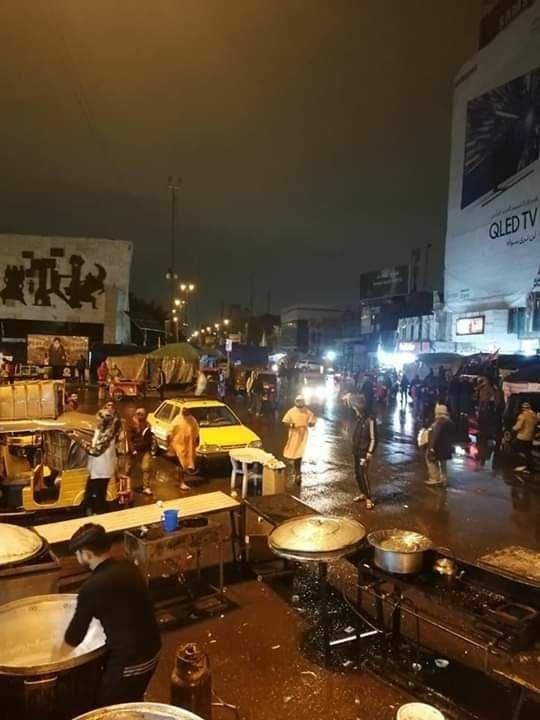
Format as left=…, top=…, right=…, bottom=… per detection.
left=112, top=390, right=125, bottom=402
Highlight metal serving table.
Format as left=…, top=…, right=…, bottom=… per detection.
left=124, top=521, right=225, bottom=623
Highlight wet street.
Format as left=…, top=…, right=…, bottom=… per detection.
left=80, top=387, right=540, bottom=563
left=71, top=388, right=540, bottom=719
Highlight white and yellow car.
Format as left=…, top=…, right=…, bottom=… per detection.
left=147, top=398, right=262, bottom=464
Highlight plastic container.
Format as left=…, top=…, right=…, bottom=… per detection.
left=162, top=509, right=179, bottom=532
left=396, top=703, right=445, bottom=720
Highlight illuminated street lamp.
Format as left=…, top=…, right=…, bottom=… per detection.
left=174, top=298, right=181, bottom=307
left=223, top=318, right=230, bottom=326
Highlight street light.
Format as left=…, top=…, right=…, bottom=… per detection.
left=174, top=298, right=181, bottom=307
left=223, top=318, right=230, bottom=326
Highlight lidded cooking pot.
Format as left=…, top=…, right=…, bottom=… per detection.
left=269, top=515, right=366, bottom=562
left=0, top=524, right=44, bottom=568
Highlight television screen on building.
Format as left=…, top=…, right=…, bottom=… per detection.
left=27, top=334, right=89, bottom=366
left=456, top=317, right=485, bottom=336
left=461, top=66, right=540, bottom=209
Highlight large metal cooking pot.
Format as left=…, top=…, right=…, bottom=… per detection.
left=269, top=515, right=366, bottom=562
left=0, top=524, right=44, bottom=568
left=0, top=594, right=106, bottom=720
left=74, top=701, right=205, bottom=719
left=368, top=529, right=432, bottom=574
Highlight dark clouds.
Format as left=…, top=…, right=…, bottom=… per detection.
left=0, top=1, right=480, bottom=321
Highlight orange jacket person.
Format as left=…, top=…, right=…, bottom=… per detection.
left=167, top=407, right=200, bottom=488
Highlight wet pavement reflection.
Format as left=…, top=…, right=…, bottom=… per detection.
left=80, top=387, right=539, bottom=563
left=74, top=388, right=539, bottom=719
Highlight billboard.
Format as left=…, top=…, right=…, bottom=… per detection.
left=360, top=266, right=409, bottom=300
left=456, top=316, right=486, bottom=335
left=461, top=67, right=540, bottom=209
left=27, top=335, right=89, bottom=366
left=445, top=2, right=540, bottom=314
left=0, top=235, right=132, bottom=325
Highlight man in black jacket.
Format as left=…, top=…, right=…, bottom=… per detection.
left=426, top=404, right=454, bottom=485
left=62, top=524, right=161, bottom=706
left=351, top=404, right=378, bottom=509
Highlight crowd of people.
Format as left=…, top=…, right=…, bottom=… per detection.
left=344, top=364, right=539, bottom=492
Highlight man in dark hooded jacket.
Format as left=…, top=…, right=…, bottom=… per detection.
left=351, top=404, right=378, bottom=509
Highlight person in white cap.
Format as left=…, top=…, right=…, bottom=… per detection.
left=425, top=404, right=454, bottom=486
left=282, top=395, right=316, bottom=483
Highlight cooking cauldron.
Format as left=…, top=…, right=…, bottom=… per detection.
left=74, top=702, right=205, bottom=719
left=0, top=594, right=106, bottom=720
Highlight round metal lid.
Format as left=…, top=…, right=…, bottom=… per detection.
left=0, top=524, right=44, bottom=568
left=0, top=594, right=106, bottom=676
left=269, top=515, right=366, bottom=562
left=74, top=702, right=205, bottom=720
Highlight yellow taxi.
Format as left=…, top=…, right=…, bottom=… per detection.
left=147, top=398, right=262, bottom=462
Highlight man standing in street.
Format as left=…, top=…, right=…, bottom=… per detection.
left=425, top=404, right=454, bottom=486
left=351, top=403, right=377, bottom=509
left=76, top=354, right=87, bottom=385
left=127, top=407, right=153, bottom=495
left=282, top=396, right=316, bottom=483
left=73, top=408, right=118, bottom=514
left=513, top=402, right=537, bottom=473
left=61, top=524, right=161, bottom=707
left=250, top=371, right=264, bottom=416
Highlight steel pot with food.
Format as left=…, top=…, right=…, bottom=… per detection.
left=74, top=701, right=205, bottom=720
left=368, top=529, right=433, bottom=574
left=0, top=594, right=106, bottom=720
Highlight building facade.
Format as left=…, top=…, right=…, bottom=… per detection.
left=0, top=235, right=132, bottom=351
left=445, top=2, right=540, bottom=354
left=280, top=305, right=343, bottom=356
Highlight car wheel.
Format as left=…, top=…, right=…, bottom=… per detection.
left=150, top=434, right=161, bottom=457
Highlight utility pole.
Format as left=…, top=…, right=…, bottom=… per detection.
left=166, top=176, right=182, bottom=341
left=249, top=272, right=255, bottom=315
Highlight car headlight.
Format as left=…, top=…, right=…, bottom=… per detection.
left=198, top=444, right=220, bottom=454
left=248, top=440, right=263, bottom=448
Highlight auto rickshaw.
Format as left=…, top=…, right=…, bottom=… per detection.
left=0, top=412, right=123, bottom=516
left=108, top=378, right=146, bottom=402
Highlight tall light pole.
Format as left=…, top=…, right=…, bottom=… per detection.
left=166, top=176, right=182, bottom=341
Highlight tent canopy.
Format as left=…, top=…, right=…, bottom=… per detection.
left=148, top=343, right=200, bottom=362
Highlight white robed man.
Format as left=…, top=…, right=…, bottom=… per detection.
left=282, top=395, right=316, bottom=483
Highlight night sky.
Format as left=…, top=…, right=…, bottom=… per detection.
left=1, top=1, right=480, bottom=323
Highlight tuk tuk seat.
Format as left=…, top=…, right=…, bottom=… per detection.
left=21, top=467, right=89, bottom=510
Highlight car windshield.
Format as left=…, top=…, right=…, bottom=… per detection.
left=189, top=406, right=240, bottom=427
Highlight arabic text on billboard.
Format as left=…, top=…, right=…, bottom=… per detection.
left=360, top=266, right=409, bottom=300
